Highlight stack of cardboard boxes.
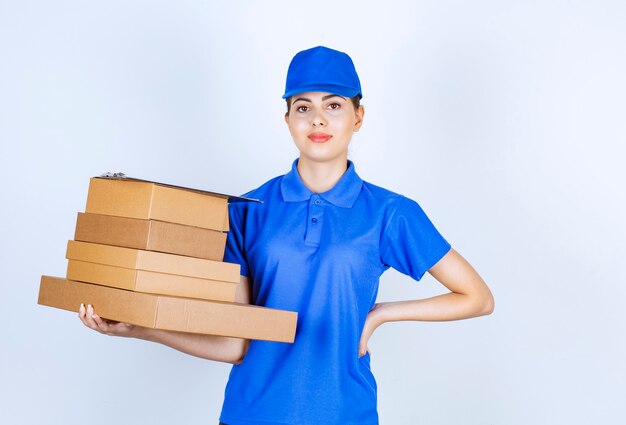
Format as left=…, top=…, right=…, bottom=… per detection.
left=38, top=176, right=297, bottom=343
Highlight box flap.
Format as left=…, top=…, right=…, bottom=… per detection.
left=96, top=173, right=261, bottom=204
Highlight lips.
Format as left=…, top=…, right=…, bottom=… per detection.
left=308, top=132, right=333, bottom=143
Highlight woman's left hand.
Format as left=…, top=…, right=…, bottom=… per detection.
left=358, top=303, right=386, bottom=358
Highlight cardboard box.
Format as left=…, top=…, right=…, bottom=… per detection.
left=65, top=241, right=240, bottom=301
left=66, top=260, right=238, bottom=302
left=66, top=240, right=239, bottom=282
left=85, top=177, right=230, bottom=231
left=38, top=276, right=297, bottom=343
left=74, top=212, right=227, bottom=261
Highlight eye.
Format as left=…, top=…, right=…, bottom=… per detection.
left=296, top=105, right=310, bottom=113
left=328, top=103, right=341, bottom=110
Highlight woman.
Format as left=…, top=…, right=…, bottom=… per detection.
left=79, top=46, right=494, bottom=425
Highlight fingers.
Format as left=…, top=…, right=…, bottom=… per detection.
left=84, top=304, right=99, bottom=329
left=358, top=315, right=378, bottom=357
left=78, top=303, right=94, bottom=329
left=78, top=303, right=138, bottom=338
left=358, top=334, right=368, bottom=357
left=358, top=340, right=370, bottom=357
left=358, top=341, right=372, bottom=358
left=358, top=321, right=371, bottom=357
left=78, top=303, right=107, bottom=334
left=91, top=313, right=111, bottom=334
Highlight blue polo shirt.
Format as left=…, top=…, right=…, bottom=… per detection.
left=219, top=159, right=451, bottom=425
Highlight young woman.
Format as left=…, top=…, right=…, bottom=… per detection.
left=79, top=46, right=494, bottom=425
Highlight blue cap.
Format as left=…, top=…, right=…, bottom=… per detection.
left=283, top=46, right=362, bottom=100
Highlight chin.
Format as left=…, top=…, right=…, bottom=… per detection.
left=299, top=150, right=346, bottom=164
left=294, top=140, right=349, bottom=163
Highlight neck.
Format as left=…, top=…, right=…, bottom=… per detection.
left=297, top=155, right=349, bottom=194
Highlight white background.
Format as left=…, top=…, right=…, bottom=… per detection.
left=1, top=1, right=625, bottom=424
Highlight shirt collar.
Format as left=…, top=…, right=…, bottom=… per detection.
left=280, top=159, right=363, bottom=208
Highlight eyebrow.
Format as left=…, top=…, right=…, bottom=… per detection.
left=293, top=94, right=346, bottom=104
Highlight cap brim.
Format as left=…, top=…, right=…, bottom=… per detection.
left=282, top=84, right=361, bottom=99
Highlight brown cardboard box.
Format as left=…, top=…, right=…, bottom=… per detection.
left=65, top=241, right=240, bottom=301
left=85, top=177, right=230, bottom=231
left=74, top=212, right=227, bottom=261
left=38, top=276, right=297, bottom=343
left=66, top=261, right=238, bottom=302
left=66, top=240, right=239, bottom=282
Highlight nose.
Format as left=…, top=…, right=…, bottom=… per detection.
left=312, top=110, right=326, bottom=127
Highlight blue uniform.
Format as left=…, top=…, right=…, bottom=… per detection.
left=219, top=159, right=451, bottom=425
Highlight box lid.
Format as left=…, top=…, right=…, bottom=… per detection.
left=96, top=173, right=261, bottom=204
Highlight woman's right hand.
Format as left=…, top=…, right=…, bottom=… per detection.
left=78, top=303, right=145, bottom=339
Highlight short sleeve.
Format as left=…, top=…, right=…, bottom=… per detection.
left=380, top=196, right=451, bottom=281
left=223, top=203, right=251, bottom=278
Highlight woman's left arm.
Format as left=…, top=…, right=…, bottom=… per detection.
left=358, top=248, right=494, bottom=356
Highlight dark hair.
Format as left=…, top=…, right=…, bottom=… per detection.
left=285, top=95, right=361, bottom=115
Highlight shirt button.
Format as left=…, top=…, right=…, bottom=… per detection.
left=311, top=218, right=318, bottom=224
left=314, top=200, right=321, bottom=205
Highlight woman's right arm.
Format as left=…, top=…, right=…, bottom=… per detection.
left=78, top=275, right=252, bottom=365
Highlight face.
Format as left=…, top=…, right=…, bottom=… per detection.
left=285, top=92, right=364, bottom=165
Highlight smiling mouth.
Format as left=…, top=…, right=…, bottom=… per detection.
left=308, top=133, right=333, bottom=143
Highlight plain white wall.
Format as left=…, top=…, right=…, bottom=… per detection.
left=1, top=1, right=625, bottom=424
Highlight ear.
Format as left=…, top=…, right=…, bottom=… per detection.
left=284, top=112, right=289, bottom=124
left=353, top=105, right=365, bottom=132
